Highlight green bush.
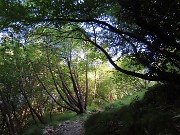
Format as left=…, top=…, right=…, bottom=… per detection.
left=22, top=125, right=44, bottom=135
left=85, top=84, right=180, bottom=135
left=21, top=112, right=76, bottom=135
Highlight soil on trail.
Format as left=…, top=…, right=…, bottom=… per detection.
left=43, top=120, right=85, bottom=135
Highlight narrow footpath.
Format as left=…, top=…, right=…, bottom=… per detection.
left=43, top=120, right=85, bottom=135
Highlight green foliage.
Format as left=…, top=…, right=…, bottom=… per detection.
left=85, top=84, right=180, bottom=135
left=21, top=125, right=44, bottom=135
left=104, top=90, right=146, bottom=111
left=0, top=0, right=179, bottom=83
left=85, top=91, right=147, bottom=135
left=0, top=0, right=179, bottom=133
left=142, top=83, right=180, bottom=107
left=21, top=112, right=76, bottom=135
left=44, top=112, right=76, bottom=126
left=87, top=62, right=119, bottom=103
left=112, top=56, right=156, bottom=98
left=87, top=98, right=108, bottom=112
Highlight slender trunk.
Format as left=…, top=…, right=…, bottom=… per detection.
left=0, top=104, right=18, bottom=135
left=19, top=78, right=45, bottom=124
left=31, top=62, right=76, bottom=112
left=47, top=56, right=79, bottom=113
left=49, top=102, right=54, bottom=121
left=45, top=47, right=81, bottom=113
left=85, top=57, right=89, bottom=110
left=0, top=108, right=14, bottom=135
left=74, top=69, right=86, bottom=112
left=56, top=63, right=79, bottom=107
left=67, top=61, right=86, bottom=113
left=0, top=92, right=18, bottom=135
left=94, top=68, right=97, bottom=99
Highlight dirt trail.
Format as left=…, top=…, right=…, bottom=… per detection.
left=43, top=120, right=85, bottom=135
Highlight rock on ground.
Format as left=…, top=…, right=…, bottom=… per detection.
left=43, top=120, right=85, bottom=135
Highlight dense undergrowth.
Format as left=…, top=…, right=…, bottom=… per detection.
left=21, top=112, right=76, bottom=135
left=85, top=83, right=180, bottom=135
left=22, top=83, right=180, bottom=135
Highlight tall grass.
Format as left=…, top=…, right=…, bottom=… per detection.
left=21, top=112, right=76, bottom=135
left=85, top=84, right=180, bottom=135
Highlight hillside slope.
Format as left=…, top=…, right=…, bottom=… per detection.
left=85, top=84, right=180, bottom=135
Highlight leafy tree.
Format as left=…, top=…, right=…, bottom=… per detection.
left=0, top=0, right=179, bottom=133
left=0, top=0, right=179, bottom=82
left=25, top=25, right=90, bottom=114
left=112, top=56, right=156, bottom=98
left=0, top=31, right=48, bottom=134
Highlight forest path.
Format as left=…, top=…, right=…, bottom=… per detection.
left=43, top=119, right=85, bottom=135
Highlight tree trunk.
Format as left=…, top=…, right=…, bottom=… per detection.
left=94, top=68, right=97, bottom=99
left=19, top=77, right=46, bottom=124
left=85, top=56, right=89, bottom=110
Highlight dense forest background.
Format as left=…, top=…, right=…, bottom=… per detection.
left=0, top=0, right=179, bottom=135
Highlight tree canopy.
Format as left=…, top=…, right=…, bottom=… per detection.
left=0, top=0, right=179, bottom=134
left=0, top=0, right=179, bottom=82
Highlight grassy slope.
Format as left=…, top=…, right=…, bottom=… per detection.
left=85, top=84, right=180, bottom=135
left=21, top=112, right=76, bottom=135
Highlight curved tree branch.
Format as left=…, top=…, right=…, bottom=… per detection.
left=79, top=31, right=180, bottom=83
